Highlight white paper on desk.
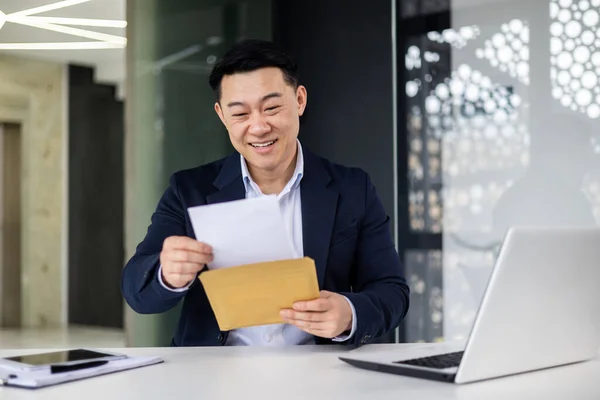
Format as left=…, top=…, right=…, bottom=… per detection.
left=188, top=196, right=298, bottom=269
left=0, top=356, right=163, bottom=388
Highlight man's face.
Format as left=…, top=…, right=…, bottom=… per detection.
left=215, top=67, right=307, bottom=174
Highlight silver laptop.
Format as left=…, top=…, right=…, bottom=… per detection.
left=339, top=227, right=600, bottom=384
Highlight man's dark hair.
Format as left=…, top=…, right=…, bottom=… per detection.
left=209, top=39, right=299, bottom=100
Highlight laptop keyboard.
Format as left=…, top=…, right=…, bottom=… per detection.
left=393, top=351, right=464, bottom=369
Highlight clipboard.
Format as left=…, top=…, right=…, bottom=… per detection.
left=199, top=257, right=320, bottom=331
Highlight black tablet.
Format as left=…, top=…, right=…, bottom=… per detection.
left=0, top=348, right=126, bottom=371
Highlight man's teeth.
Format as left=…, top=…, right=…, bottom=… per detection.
left=251, top=141, right=275, bottom=148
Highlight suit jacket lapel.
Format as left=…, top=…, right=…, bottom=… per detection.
left=301, top=150, right=339, bottom=288
left=206, top=153, right=246, bottom=204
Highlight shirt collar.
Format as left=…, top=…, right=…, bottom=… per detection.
left=240, top=139, right=304, bottom=195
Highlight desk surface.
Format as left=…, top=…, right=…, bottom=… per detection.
left=1, top=343, right=599, bottom=399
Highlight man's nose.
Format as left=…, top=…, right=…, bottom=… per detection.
left=248, top=113, right=270, bottom=136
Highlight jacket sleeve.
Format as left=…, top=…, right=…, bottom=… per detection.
left=340, top=171, right=410, bottom=346
left=121, top=173, right=193, bottom=314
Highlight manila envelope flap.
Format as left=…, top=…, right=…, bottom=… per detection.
left=198, top=257, right=320, bottom=331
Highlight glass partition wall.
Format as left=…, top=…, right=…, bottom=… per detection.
left=402, top=0, right=600, bottom=343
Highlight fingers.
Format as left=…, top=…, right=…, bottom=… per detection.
left=280, top=315, right=330, bottom=331
left=287, top=320, right=329, bottom=331
left=164, top=236, right=212, bottom=254
left=292, top=290, right=338, bottom=312
left=292, top=296, right=331, bottom=312
left=280, top=309, right=328, bottom=323
left=165, top=250, right=213, bottom=265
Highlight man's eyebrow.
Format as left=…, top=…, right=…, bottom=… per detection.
left=262, top=92, right=283, bottom=102
left=226, top=92, right=283, bottom=108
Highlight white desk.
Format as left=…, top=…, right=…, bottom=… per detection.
left=1, top=343, right=599, bottom=399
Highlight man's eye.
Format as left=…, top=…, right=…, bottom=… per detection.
left=232, top=113, right=247, bottom=117
left=265, top=106, right=280, bottom=112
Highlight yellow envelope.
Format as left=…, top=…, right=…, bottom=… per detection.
left=198, top=257, right=320, bottom=331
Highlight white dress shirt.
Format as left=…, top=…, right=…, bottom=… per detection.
left=159, top=140, right=357, bottom=346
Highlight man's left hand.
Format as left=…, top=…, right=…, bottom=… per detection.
left=280, top=290, right=352, bottom=338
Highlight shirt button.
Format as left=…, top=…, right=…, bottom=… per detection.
left=267, top=334, right=273, bottom=342
left=217, top=333, right=224, bottom=342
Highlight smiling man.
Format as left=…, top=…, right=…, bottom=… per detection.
left=121, top=39, right=410, bottom=347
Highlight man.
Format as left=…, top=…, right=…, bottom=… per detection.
left=121, top=39, right=410, bottom=347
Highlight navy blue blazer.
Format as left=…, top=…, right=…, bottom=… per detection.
left=121, top=149, right=410, bottom=347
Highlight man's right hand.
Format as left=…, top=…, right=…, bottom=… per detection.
left=160, top=236, right=213, bottom=289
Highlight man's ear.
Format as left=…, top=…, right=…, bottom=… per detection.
left=214, top=102, right=227, bottom=126
left=297, top=85, right=307, bottom=116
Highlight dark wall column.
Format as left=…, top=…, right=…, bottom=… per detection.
left=68, top=65, right=124, bottom=328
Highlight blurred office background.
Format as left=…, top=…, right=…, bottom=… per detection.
left=0, top=0, right=598, bottom=348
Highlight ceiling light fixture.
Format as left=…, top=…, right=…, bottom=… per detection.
left=8, top=17, right=126, bottom=45
left=20, top=17, right=127, bottom=28
left=0, top=41, right=124, bottom=50
left=8, top=0, right=92, bottom=17
left=0, top=0, right=127, bottom=50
